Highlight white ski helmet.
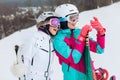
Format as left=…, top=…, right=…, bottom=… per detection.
left=55, top=4, right=79, bottom=18
left=37, top=11, right=55, bottom=23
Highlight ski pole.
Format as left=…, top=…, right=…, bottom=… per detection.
left=14, top=45, right=21, bottom=80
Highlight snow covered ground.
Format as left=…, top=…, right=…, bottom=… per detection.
left=0, top=2, right=120, bottom=80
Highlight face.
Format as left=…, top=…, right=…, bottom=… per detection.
left=49, top=25, right=60, bottom=35
left=46, top=18, right=60, bottom=35
left=68, top=21, right=77, bottom=29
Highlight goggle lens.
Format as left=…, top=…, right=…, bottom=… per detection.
left=60, top=13, right=79, bottom=23
left=67, top=13, right=79, bottom=22
left=50, top=18, right=60, bottom=27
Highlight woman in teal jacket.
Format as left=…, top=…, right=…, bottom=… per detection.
left=53, top=4, right=106, bottom=80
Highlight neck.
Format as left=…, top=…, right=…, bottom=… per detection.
left=38, top=25, right=54, bottom=37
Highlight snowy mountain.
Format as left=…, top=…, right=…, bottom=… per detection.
left=78, top=2, right=120, bottom=79
left=0, top=2, right=120, bottom=80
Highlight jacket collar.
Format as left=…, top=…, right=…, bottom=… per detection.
left=59, top=29, right=72, bottom=34
left=59, top=29, right=79, bottom=34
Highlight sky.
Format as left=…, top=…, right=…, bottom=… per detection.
left=0, top=2, right=120, bottom=80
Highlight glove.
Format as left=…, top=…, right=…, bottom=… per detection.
left=78, top=25, right=92, bottom=41
left=90, top=17, right=106, bottom=35
left=11, top=62, right=25, bottom=77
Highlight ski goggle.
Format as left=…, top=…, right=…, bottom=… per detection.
left=46, top=18, right=60, bottom=27
left=60, top=13, right=79, bottom=23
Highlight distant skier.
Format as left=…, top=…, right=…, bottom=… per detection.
left=15, top=45, right=19, bottom=55
left=11, top=45, right=25, bottom=79
left=53, top=3, right=106, bottom=80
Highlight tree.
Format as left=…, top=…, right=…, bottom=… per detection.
left=24, top=0, right=33, bottom=7
left=98, top=0, right=112, bottom=7
left=76, top=0, right=97, bottom=12
left=112, top=0, right=120, bottom=2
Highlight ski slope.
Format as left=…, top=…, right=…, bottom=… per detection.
left=0, top=2, right=120, bottom=80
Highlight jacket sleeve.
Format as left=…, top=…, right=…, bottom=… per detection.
left=89, top=34, right=105, bottom=54
left=53, top=35, right=85, bottom=64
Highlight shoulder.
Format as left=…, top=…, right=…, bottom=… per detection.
left=53, top=30, right=67, bottom=45
left=74, top=28, right=81, bottom=33
left=54, top=30, right=66, bottom=39
left=30, top=31, right=47, bottom=43
left=73, top=28, right=81, bottom=38
left=53, top=29, right=71, bottom=40
left=34, top=31, right=49, bottom=38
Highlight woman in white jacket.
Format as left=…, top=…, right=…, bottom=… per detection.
left=23, top=11, right=63, bottom=80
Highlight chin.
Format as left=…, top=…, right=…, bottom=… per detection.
left=52, top=32, right=56, bottom=36
left=71, top=27, right=76, bottom=29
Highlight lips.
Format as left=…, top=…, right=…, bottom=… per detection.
left=53, top=29, right=57, bottom=32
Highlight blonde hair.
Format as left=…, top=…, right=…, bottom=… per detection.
left=37, top=21, right=45, bottom=28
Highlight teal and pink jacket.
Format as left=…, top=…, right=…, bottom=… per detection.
left=53, top=29, right=105, bottom=80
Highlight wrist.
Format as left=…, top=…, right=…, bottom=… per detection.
left=78, top=35, right=85, bottom=41
left=97, top=28, right=106, bottom=35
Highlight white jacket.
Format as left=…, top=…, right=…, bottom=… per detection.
left=23, top=31, right=63, bottom=80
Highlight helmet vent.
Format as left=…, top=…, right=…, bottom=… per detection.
left=70, top=10, right=74, bottom=12
left=48, top=13, right=53, bottom=15
left=44, top=13, right=46, bottom=15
